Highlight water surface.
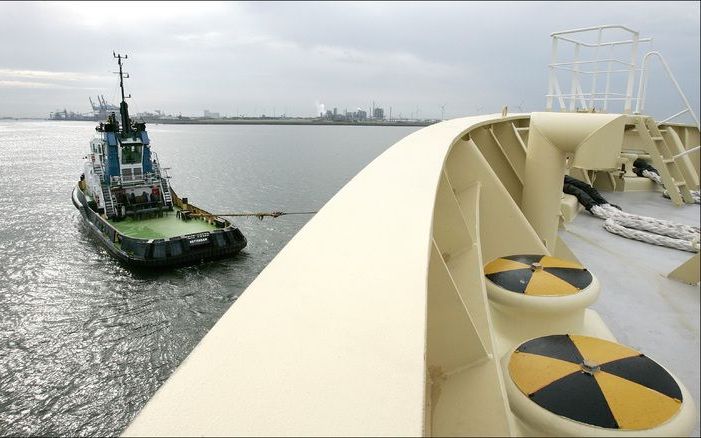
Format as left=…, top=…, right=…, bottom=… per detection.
left=0, top=121, right=418, bottom=436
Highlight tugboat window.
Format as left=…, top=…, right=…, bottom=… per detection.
left=121, top=144, right=142, bottom=164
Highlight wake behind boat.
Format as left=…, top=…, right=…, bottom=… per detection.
left=72, top=53, right=246, bottom=267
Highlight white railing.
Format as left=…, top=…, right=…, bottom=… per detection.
left=635, top=51, right=699, bottom=127
left=546, top=25, right=698, bottom=127
left=150, top=151, right=167, bottom=179
left=106, top=150, right=163, bottom=187
left=110, top=173, right=160, bottom=186
left=91, top=154, right=105, bottom=175
left=547, top=25, right=651, bottom=113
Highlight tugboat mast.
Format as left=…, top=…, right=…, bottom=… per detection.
left=114, top=52, right=131, bottom=134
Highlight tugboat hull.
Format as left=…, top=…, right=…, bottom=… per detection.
left=72, top=186, right=246, bottom=268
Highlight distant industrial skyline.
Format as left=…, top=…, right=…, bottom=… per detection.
left=0, top=2, right=698, bottom=121
left=49, top=95, right=422, bottom=123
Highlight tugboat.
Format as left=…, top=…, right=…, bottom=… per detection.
left=72, top=53, right=246, bottom=267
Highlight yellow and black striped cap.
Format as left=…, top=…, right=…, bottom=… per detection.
left=484, top=254, right=592, bottom=296
left=509, top=334, right=683, bottom=430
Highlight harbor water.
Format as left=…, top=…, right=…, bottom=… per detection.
left=0, top=121, right=419, bottom=436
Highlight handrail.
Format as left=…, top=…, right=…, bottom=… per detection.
left=673, top=145, right=700, bottom=159
left=546, top=25, right=649, bottom=113
left=151, top=151, right=165, bottom=178
left=554, top=35, right=652, bottom=48
left=76, top=187, right=124, bottom=238
left=547, top=25, right=697, bottom=123
left=551, top=24, right=640, bottom=38
left=635, top=51, right=699, bottom=127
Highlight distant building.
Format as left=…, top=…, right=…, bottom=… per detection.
left=317, top=105, right=380, bottom=122
left=203, top=110, right=220, bottom=118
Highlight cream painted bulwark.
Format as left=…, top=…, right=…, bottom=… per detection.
left=124, top=115, right=502, bottom=437
left=123, top=113, right=695, bottom=437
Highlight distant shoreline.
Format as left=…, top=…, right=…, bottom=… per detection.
left=145, top=118, right=437, bottom=127
left=1, top=117, right=436, bottom=128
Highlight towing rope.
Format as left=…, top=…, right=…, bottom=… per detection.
left=591, top=204, right=700, bottom=252
left=634, top=159, right=701, bottom=204
left=564, top=176, right=700, bottom=253
left=190, top=211, right=318, bottom=220
left=663, top=188, right=701, bottom=204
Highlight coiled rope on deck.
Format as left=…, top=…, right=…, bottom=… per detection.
left=633, top=158, right=701, bottom=204
left=591, top=204, right=700, bottom=252
left=564, top=176, right=700, bottom=253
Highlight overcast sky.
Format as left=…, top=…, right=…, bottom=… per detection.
left=0, top=1, right=698, bottom=120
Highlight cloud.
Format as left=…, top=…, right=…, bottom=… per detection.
left=0, top=69, right=111, bottom=93
left=0, top=1, right=697, bottom=119
left=311, top=45, right=458, bottom=78
left=175, top=31, right=227, bottom=47
left=0, top=80, right=58, bottom=89
left=0, top=69, right=109, bottom=82
left=55, top=1, right=229, bottom=29
left=0, top=80, right=102, bottom=90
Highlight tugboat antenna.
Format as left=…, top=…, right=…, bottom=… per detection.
left=113, top=52, right=132, bottom=134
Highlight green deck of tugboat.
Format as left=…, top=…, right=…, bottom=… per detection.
left=108, top=209, right=218, bottom=240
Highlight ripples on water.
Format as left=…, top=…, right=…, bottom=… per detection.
left=0, top=121, right=418, bottom=436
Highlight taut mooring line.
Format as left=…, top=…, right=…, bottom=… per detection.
left=189, top=211, right=318, bottom=220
